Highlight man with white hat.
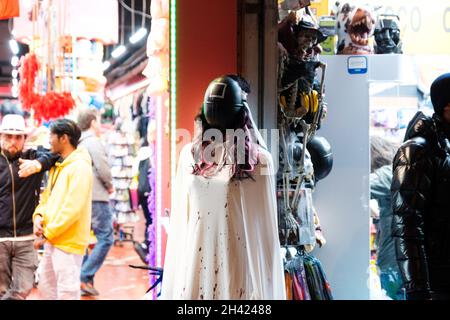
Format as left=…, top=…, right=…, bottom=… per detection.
left=0, top=114, right=58, bottom=300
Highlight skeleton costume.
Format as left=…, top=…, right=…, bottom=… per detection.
left=277, top=14, right=329, bottom=249
left=278, top=17, right=327, bottom=130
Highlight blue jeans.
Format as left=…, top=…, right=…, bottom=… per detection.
left=80, top=202, right=114, bottom=284
left=380, top=268, right=405, bottom=300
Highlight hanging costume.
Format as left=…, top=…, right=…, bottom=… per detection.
left=277, top=7, right=334, bottom=299
left=161, top=144, right=285, bottom=299
left=161, top=76, right=285, bottom=300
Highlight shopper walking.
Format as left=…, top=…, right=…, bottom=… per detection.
left=77, top=108, right=114, bottom=296
left=370, top=135, right=404, bottom=300
left=132, top=140, right=153, bottom=263
left=392, top=73, right=450, bottom=300
left=0, top=114, right=57, bottom=300
left=33, top=119, right=93, bottom=300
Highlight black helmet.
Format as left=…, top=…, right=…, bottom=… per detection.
left=202, top=76, right=246, bottom=129
left=307, top=135, right=333, bottom=181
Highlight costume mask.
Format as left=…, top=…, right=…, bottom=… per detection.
left=336, top=2, right=377, bottom=54
left=202, top=76, right=245, bottom=130
left=374, top=15, right=402, bottom=54
left=297, top=29, right=318, bottom=55
left=294, top=19, right=327, bottom=59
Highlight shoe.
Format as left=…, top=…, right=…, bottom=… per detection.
left=134, top=242, right=148, bottom=264
left=80, top=282, right=99, bottom=296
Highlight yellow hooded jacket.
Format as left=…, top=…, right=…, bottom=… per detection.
left=33, top=147, right=93, bottom=255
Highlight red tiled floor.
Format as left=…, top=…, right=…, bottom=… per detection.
left=28, top=210, right=152, bottom=300
left=80, top=242, right=150, bottom=300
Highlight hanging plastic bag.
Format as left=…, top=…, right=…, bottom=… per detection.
left=296, top=187, right=316, bottom=246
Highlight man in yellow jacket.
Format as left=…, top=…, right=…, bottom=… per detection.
left=33, top=119, right=93, bottom=300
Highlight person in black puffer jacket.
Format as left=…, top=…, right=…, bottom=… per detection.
left=391, top=73, right=450, bottom=300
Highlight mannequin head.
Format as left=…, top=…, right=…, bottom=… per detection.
left=202, top=75, right=249, bottom=130
left=193, top=75, right=259, bottom=180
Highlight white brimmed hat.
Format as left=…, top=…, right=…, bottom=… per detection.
left=0, top=114, right=27, bottom=135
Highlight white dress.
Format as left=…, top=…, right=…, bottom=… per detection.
left=160, top=143, right=286, bottom=300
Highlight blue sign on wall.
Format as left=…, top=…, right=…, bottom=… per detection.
left=347, top=56, right=368, bottom=74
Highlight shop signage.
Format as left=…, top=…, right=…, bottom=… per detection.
left=347, top=56, right=368, bottom=75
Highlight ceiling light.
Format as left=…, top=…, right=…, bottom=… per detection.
left=11, top=85, right=18, bottom=98
left=12, top=69, right=19, bottom=78
left=111, top=45, right=127, bottom=58
left=129, top=28, right=148, bottom=44
left=102, top=61, right=111, bottom=71
left=11, top=56, right=19, bottom=67
left=9, top=40, right=19, bottom=55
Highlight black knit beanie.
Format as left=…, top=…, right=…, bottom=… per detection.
left=430, top=73, right=450, bottom=116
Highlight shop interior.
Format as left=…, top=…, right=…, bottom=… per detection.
left=271, top=0, right=450, bottom=300
left=1, top=0, right=449, bottom=300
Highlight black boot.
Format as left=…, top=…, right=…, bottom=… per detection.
left=134, top=241, right=148, bottom=264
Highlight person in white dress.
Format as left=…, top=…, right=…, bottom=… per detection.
left=161, top=75, right=286, bottom=300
